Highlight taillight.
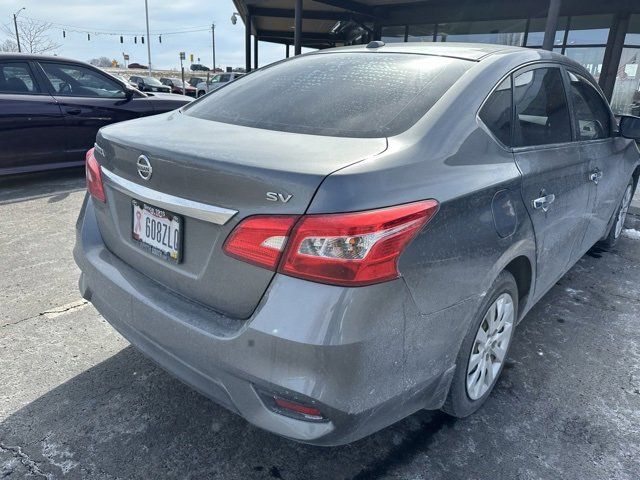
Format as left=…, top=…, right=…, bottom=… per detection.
left=281, top=200, right=439, bottom=286
left=223, top=200, right=438, bottom=287
left=85, top=147, right=106, bottom=202
left=223, top=215, right=299, bottom=270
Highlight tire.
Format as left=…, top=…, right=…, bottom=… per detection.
left=442, top=270, right=518, bottom=418
left=197, top=90, right=205, bottom=98
left=598, top=179, right=634, bottom=251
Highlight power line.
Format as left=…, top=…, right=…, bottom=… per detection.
left=18, top=15, right=211, bottom=36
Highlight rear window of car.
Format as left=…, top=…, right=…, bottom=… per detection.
left=184, top=52, right=472, bottom=138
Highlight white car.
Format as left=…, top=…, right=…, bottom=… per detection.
left=196, top=72, right=245, bottom=97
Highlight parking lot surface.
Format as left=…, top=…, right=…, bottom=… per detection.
left=1, top=170, right=640, bottom=480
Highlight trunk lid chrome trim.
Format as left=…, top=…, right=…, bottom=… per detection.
left=101, top=167, right=237, bottom=225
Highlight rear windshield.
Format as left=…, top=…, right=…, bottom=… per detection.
left=183, top=52, right=472, bottom=138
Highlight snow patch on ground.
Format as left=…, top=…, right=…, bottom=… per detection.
left=622, top=228, right=640, bottom=240
left=41, top=438, right=78, bottom=474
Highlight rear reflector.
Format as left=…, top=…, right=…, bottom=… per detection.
left=85, top=147, right=106, bottom=203
left=281, top=200, right=439, bottom=286
left=223, top=215, right=299, bottom=270
left=223, top=200, right=438, bottom=287
left=256, top=388, right=327, bottom=422
left=273, top=397, right=324, bottom=420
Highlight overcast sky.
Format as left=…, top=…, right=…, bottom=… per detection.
left=1, top=0, right=310, bottom=70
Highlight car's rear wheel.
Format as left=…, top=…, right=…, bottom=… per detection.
left=599, top=180, right=634, bottom=251
left=442, top=271, right=517, bottom=418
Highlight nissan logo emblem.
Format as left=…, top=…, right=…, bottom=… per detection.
left=137, top=155, right=152, bottom=180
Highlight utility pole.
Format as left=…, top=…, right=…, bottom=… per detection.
left=179, top=52, right=186, bottom=95
left=144, top=0, right=152, bottom=73
left=13, top=7, right=25, bottom=53
left=211, top=23, right=216, bottom=72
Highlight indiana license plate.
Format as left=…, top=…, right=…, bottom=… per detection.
left=132, top=200, right=182, bottom=263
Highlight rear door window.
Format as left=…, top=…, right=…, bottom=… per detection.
left=0, top=62, right=39, bottom=94
left=479, top=77, right=512, bottom=146
left=513, top=67, right=572, bottom=147
left=185, top=52, right=472, bottom=138
left=567, top=71, right=612, bottom=140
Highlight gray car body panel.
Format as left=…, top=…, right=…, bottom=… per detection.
left=75, top=43, right=640, bottom=445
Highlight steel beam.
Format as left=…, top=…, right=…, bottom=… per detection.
left=542, top=0, right=562, bottom=50
left=245, top=12, right=252, bottom=72
left=313, top=0, right=374, bottom=17
left=294, top=0, right=303, bottom=55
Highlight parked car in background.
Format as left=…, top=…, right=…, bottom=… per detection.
left=129, top=76, right=171, bottom=93
left=127, top=63, right=147, bottom=69
left=196, top=72, right=244, bottom=97
left=75, top=43, right=640, bottom=445
left=159, top=77, right=197, bottom=97
left=190, top=63, right=209, bottom=72
left=0, top=53, right=191, bottom=175
left=187, top=76, right=205, bottom=87
left=113, top=74, right=138, bottom=89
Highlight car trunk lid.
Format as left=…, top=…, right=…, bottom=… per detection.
left=93, top=111, right=387, bottom=319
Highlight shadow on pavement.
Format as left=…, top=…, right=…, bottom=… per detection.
left=0, top=168, right=85, bottom=205
left=0, top=346, right=455, bottom=480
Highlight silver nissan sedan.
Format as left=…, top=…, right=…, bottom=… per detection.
left=74, top=42, right=640, bottom=445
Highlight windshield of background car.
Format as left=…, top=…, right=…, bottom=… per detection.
left=183, top=52, right=472, bottom=138
left=144, top=77, right=162, bottom=86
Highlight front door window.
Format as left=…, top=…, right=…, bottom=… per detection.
left=40, top=62, right=125, bottom=98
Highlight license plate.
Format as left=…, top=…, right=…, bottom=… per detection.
left=132, top=200, right=182, bottom=263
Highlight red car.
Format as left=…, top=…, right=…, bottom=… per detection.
left=160, top=77, right=197, bottom=97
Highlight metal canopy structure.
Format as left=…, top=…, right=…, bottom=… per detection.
left=232, top=0, right=640, bottom=106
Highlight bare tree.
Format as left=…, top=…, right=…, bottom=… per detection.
left=0, top=38, right=18, bottom=52
left=2, top=17, right=61, bottom=54
left=89, top=57, right=113, bottom=68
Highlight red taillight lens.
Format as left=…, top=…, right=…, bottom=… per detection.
left=85, top=147, right=106, bottom=203
left=273, top=397, right=324, bottom=421
left=223, top=215, right=299, bottom=270
left=280, top=200, right=439, bottom=286
left=223, top=201, right=438, bottom=287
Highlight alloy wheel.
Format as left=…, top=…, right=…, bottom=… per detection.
left=466, top=293, right=515, bottom=401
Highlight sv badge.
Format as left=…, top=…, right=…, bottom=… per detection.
left=266, top=192, right=293, bottom=203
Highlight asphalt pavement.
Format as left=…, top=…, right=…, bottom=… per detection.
left=1, top=169, right=640, bottom=480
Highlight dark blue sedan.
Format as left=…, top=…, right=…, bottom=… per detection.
left=0, top=53, right=191, bottom=175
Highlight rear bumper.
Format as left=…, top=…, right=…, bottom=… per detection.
left=74, top=196, right=470, bottom=445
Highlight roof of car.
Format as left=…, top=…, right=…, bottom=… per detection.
left=316, top=42, right=530, bottom=61
left=0, top=52, right=92, bottom=64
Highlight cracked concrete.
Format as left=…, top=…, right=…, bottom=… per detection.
left=1, top=442, right=52, bottom=479
left=1, top=170, right=640, bottom=479
left=1, top=300, right=89, bottom=329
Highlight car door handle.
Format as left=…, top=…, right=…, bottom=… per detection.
left=65, top=108, right=82, bottom=115
left=532, top=193, right=555, bottom=212
left=589, top=168, right=603, bottom=185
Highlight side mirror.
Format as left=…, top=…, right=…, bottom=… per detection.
left=618, top=115, right=640, bottom=140
left=124, top=87, right=135, bottom=100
